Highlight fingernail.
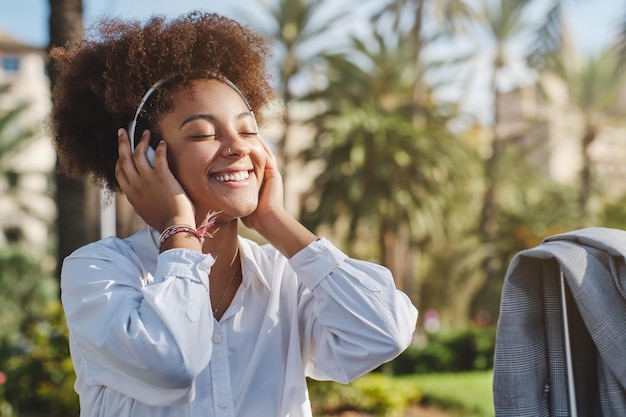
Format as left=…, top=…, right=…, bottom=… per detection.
left=117, top=128, right=123, bottom=138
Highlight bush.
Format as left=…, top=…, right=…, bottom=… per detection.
left=308, top=373, right=422, bottom=416
left=0, top=246, right=79, bottom=416
left=3, top=303, right=78, bottom=417
left=391, top=326, right=496, bottom=375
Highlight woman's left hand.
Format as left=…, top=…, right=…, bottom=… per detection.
left=242, top=138, right=318, bottom=258
left=241, top=138, right=286, bottom=232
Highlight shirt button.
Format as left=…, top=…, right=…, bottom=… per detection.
left=219, top=399, right=228, bottom=408
left=213, top=334, right=222, bottom=344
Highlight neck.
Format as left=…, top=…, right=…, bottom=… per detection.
left=202, top=219, right=240, bottom=275
left=205, top=221, right=242, bottom=320
left=202, top=220, right=239, bottom=255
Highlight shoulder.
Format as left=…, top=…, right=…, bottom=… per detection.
left=62, top=228, right=157, bottom=283
left=68, top=227, right=154, bottom=261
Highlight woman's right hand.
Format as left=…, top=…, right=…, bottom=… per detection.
left=115, top=128, right=197, bottom=232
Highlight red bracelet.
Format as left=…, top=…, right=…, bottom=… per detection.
left=157, top=210, right=221, bottom=249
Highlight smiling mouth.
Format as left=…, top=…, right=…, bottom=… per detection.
left=212, top=170, right=251, bottom=182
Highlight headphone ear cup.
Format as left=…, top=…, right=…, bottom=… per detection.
left=146, top=147, right=155, bottom=167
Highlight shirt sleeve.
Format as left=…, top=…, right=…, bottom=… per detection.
left=61, top=241, right=215, bottom=406
left=289, top=238, right=418, bottom=383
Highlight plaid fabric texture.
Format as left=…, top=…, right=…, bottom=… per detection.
left=494, top=227, right=626, bottom=416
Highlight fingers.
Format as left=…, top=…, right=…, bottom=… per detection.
left=115, top=128, right=134, bottom=190
left=154, top=140, right=168, bottom=170
left=257, top=136, right=278, bottom=170
left=115, top=128, right=156, bottom=192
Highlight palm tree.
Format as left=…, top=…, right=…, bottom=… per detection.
left=48, top=0, right=101, bottom=280
left=238, top=0, right=350, bottom=170
left=547, top=48, right=626, bottom=220
left=300, top=27, right=478, bottom=298
left=472, top=0, right=533, bottom=284
left=0, top=84, right=35, bottom=168
left=0, top=84, right=46, bottom=241
left=370, top=0, right=475, bottom=125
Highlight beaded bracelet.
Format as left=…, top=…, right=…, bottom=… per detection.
left=157, top=210, right=221, bottom=249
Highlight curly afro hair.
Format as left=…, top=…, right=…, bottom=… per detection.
left=49, top=11, right=274, bottom=192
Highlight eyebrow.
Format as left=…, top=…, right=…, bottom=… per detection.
left=179, top=111, right=254, bottom=130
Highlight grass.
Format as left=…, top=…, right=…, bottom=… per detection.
left=397, top=371, right=495, bottom=417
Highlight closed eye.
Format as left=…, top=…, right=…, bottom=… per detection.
left=189, top=134, right=216, bottom=140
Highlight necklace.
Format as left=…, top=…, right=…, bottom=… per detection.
left=212, top=248, right=240, bottom=318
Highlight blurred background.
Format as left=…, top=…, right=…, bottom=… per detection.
left=0, top=0, right=624, bottom=415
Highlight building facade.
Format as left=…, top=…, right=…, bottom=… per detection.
left=0, top=29, right=55, bottom=255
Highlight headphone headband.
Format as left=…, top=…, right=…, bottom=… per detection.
left=128, top=74, right=253, bottom=151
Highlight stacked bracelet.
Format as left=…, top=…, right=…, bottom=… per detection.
left=157, top=210, right=221, bottom=249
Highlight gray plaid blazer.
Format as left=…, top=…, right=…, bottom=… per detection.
left=494, top=227, right=626, bottom=417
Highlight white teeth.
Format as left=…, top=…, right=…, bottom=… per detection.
left=214, top=171, right=250, bottom=182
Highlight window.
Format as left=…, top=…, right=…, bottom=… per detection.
left=6, top=171, right=19, bottom=189
left=1, top=56, right=20, bottom=73
left=4, top=226, right=22, bottom=243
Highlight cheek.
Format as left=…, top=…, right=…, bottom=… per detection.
left=168, top=143, right=216, bottom=174
left=249, top=142, right=267, bottom=177
left=166, top=151, right=203, bottom=187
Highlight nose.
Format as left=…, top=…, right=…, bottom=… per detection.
left=221, top=120, right=255, bottom=158
left=223, top=143, right=250, bottom=158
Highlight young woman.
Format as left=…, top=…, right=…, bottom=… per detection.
left=49, top=11, right=417, bottom=417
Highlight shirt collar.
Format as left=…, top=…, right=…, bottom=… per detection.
left=238, top=236, right=271, bottom=290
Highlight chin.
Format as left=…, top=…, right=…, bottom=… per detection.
left=221, top=202, right=258, bottom=220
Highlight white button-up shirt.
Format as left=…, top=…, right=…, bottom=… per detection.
left=61, top=227, right=417, bottom=417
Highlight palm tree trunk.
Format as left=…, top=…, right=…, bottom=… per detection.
left=49, top=0, right=100, bottom=282
left=480, top=54, right=503, bottom=284
left=579, top=125, right=597, bottom=223
left=411, top=0, right=426, bottom=126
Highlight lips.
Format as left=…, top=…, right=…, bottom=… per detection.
left=211, top=170, right=251, bottom=182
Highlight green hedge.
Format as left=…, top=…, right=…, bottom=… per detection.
left=391, top=326, right=496, bottom=374
left=0, top=247, right=79, bottom=417
left=308, top=372, right=422, bottom=417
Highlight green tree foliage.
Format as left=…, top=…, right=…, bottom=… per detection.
left=0, top=247, right=55, bottom=345
left=544, top=48, right=626, bottom=220
left=0, top=85, right=35, bottom=162
left=3, top=303, right=78, bottom=416
left=238, top=0, right=351, bottom=169
left=474, top=0, right=534, bottom=288
left=299, top=26, right=479, bottom=299
left=0, top=84, right=49, bottom=232
left=370, top=0, right=475, bottom=124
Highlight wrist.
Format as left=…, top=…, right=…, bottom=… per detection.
left=158, top=230, right=203, bottom=253
left=251, top=208, right=287, bottom=236
left=254, top=210, right=317, bottom=258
